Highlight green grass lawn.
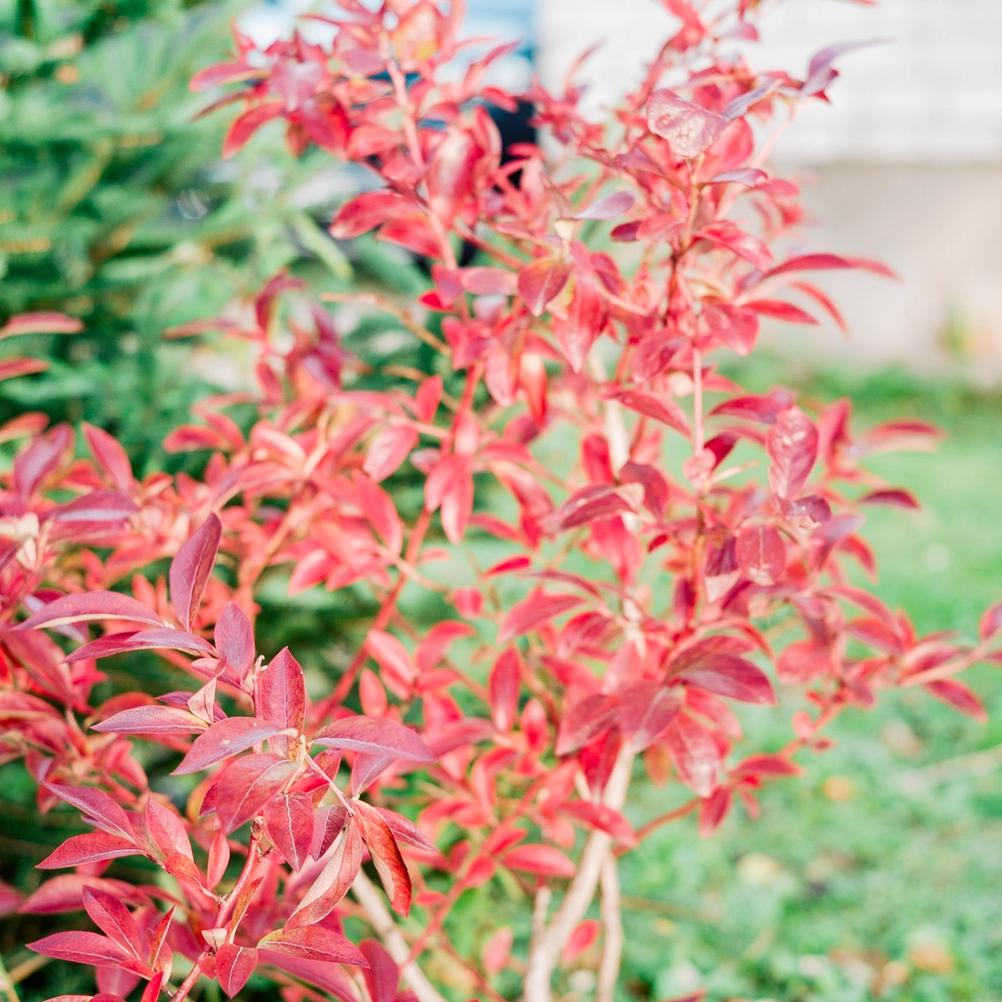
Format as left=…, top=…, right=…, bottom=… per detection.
left=618, top=363, right=1002, bottom=1002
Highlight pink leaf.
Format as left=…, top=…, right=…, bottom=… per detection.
left=0, top=312, right=82, bottom=338
left=925, top=679, right=986, bottom=721
left=606, top=388, right=690, bottom=436
left=735, top=526, right=786, bottom=585
left=169, top=513, right=222, bottom=630
left=767, top=408, right=818, bottom=500
left=256, top=648, right=306, bottom=754
left=216, top=944, right=258, bottom=998
left=682, top=654, right=776, bottom=705
left=365, top=630, right=415, bottom=691
left=364, top=424, right=418, bottom=482
left=45, top=785, right=133, bottom=840
left=81, top=889, right=144, bottom=960
left=173, top=717, right=284, bottom=775
left=259, top=927, right=368, bottom=968
left=646, top=89, right=727, bottom=158
left=92, top=704, right=207, bottom=736
left=215, top=603, right=255, bottom=680
left=16, top=592, right=161, bottom=632
left=37, top=833, right=141, bottom=870
left=665, top=715, right=720, bottom=796
left=518, top=257, right=571, bottom=317
left=488, top=649, right=521, bottom=732
left=499, top=591, right=583, bottom=644
left=263, top=793, right=314, bottom=871
left=356, top=804, right=412, bottom=916
left=764, top=252, right=895, bottom=280
left=69, top=628, right=214, bottom=663
left=313, top=716, right=434, bottom=763
left=28, top=931, right=145, bottom=973
left=289, top=821, right=363, bottom=927
left=505, top=844, right=576, bottom=879
left=222, top=101, right=284, bottom=158
left=574, top=191, right=636, bottom=220
left=210, top=754, right=299, bottom=834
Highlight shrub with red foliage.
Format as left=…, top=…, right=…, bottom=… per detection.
left=2, top=2, right=999, bottom=1001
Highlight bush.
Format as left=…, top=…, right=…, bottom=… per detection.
left=1, top=2, right=998, bottom=1001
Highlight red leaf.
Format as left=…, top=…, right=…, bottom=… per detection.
left=365, top=630, right=415, bottom=691
left=256, top=648, right=306, bottom=754
left=92, top=705, right=207, bottom=736
left=499, top=591, right=582, bottom=644
left=45, top=785, right=133, bottom=840
left=682, top=653, right=775, bottom=705
left=763, top=252, right=895, bottom=280
left=259, top=926, right=368, bottom=968
left=215, top=944, right=258, bottom=998
left=263, top=793, right=314, bottom=871
left=50, top=490, right=137, bottom=525
left=518, top=257, right=571, bottom=317
left=573, top=191, right=636, bottom=220
left=313, top=716, right=433, bottom=762
left=215, top=603, right=255, bottom=680
left=606, top=388, right=690, bottom=436
left=556, top=692, right=619, bottom=755
left=767, top=408, right=818, bottom=499
left=646, top=89, right=727, bottom=158
left=488, top=649, right=521, bottom=732
left=223, top=101, right=283, bottom=158
left=925, top=679, right=986, bottom=721
left=360, top=940, right=400, bottom=1002
left=288, top=822, right=364, bottom=927
left=665, top=716, right=721, bottom=797
left=0, top=312, right=82, bottom=338
left=81, top=889, right=144, bottom=960
left=37, top=833, right=141, bottom=870
left=331, top=191, right=411, bottom=239
left=618, top=682, right=681, bottom=750
left=735, top=526, right=786, bottom=585
left=364, top=424, right=418, bottom=482
left=210, top=754, right=298, bottom=834
left=28, top=931, right=144, bottom=973
left=859, top=488, right=919, bottom=510
left=19, top=876, right=140, bottom=915
left=16, top=592, right=161, bottom=632
left=169, top=513, right=222, bottom=631
left=504, top=844, right=576, bottom=879
left=173, top=717, right=284, bottom=775
left=744, top=299, right=818, bottom=325
left=70, top=628, right=214, bottom=663
left=425, top=455, right=473, bottom=544
left=356, top=804, right=412, bottom=916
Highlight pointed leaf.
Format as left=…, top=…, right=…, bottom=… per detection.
left=173, top=717, right=284, bottom=775
left=256, top=648, right=306, bottom=753
left=313, top=716, right=433, bottom=763
left=16, top=593, right=161, bottom=632
left=263, top=793, right=314, bottom=871
left=259, top=926, right=367, bottom=967
left=646, top=89, right=727, bottom=158
left=38, top=833, right=142, bottom=870
left=170, top=514, right=222, bottom=630
left=216, top=944, right=258, bottom=997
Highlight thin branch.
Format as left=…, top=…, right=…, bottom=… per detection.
left=522, top=747, right=634, bottom=1002
left=596, top=853, right=623, bottom=1002
left=352, top=870, right=447, bottom=1002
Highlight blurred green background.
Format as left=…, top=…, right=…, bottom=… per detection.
left=1, top=3, right=1000, bottom=1002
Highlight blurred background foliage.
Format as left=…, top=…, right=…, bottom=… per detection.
left=0, top=0, right=428, bottom=471
left=0, top=3, right=1000, bottom=1002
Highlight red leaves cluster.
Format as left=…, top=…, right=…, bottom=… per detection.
left=1, top=2, right=997, bottom=1000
